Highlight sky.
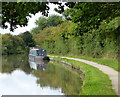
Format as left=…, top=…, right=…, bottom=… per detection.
left=0, top=3, right=62, bottom=35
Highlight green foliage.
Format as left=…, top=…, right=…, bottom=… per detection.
left=1, top=31, right=36, bottom=55
left=34, top=15, right=119, bottom=59
left=1, top=2, right=76, bottom=31
left=46, top=15, right=63, bottom=27
left=54, top=36, right=69, bottom=55
left=35, top=17, right=47, bottom=31
left=31, top=15, right=63, bottom=34
left=31, top=27, right=40, bottom=34
left=19, top=31, right=36, bottom=47
left=2, top=54, right=31, bottom=74
left=67, top=37, right=81, bottom=55
left=34, top=62, right=82, bottom=95
left=34, top=21, right=76, bottom=55
left=1, top=2, right=49, bottom=31
left=63, top=2, right=120, bottom=35
left=32, top=2, right=119, bottom=59
left=2, top=33, right=25, bottom=54
left=2, top=2, right=119, bottom=59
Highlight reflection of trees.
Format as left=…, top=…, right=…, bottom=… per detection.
left=2, top=54, right=31, bottom=74
left=2, top=55, right=83, bottom=95
left=33, top=63, right=83, bottom=95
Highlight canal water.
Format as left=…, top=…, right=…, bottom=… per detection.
left=0, top=54, right=83, bottom=96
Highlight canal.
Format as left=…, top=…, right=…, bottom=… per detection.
left=0, top=54, right=83, bottom=96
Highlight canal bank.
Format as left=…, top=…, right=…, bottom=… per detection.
left=49, top=55, right=118, bottom=95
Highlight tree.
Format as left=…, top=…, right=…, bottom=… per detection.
left=63, top=2, right=120, bottom=35
left=1, top=2, right=76, bottom=32
left=31, top=15, right=63, bottom=34
left=35, top=17, right=47, bottom=31
left=2, top=34, right=14, bottom=54
left=31, top=27, right=41, bottom=34
left=1, top=2, right=49, bottom=31
left=2, top=33, right=25, bottom=54
left=19, top=31, right=36, bottom=47
left=46, top=15, right=63, bottom=27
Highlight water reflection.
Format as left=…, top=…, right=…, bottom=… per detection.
left=0, top=55, right=64, bottom=96
left=29, top=60, right=49, bottom=71
left=1, top=54, right=31, bottom=74
left=0, top=69, right=64, bottom=95
left=1, top=54, right=83, bottom=95
left=34, top=62, right=83, bottom=95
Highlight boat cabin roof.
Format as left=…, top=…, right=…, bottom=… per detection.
left=31, top=48, right=39, bottom=50
left=29, top=48, right=47, bottom=56
left=30, top=48, right=39, bottom=50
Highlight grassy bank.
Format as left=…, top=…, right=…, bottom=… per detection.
left=66, top=56, right=119, bottom=72
left=49, top=55, right=119, bottom=72
left=50, top=56, right=116, bottom=95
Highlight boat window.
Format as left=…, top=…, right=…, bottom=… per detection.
left=33, top=50, right=37, bottom=55
left=30, top=50, right=33, bottom=54
left=36, top=49, right=47, bottom=56
left=30, top=50, right=37, bottom=55
left=29, top=50, right=32, bottom=54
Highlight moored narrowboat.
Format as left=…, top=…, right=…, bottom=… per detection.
left=29, top=48, right=50, bottom=61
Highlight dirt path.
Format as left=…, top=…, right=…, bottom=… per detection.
left=50, top=56, right=119, bottom=95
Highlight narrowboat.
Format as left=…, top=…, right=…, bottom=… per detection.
left=29, top=48, right=50, bottom=61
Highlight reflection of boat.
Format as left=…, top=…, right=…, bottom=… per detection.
left=29, top=48, right=50, bottom=61
left=29, top=60, right=49, bottom=71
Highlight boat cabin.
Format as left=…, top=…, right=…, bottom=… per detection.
left=29, top=48, right=50, bottom=61
left=29, top=48, right=47, bottom=56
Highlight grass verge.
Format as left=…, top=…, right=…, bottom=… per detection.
left=49, top=54, right=119, bottom=72
left=67, top=56, right=119, bottom=72
left=50, top=56, right=117, bottom=95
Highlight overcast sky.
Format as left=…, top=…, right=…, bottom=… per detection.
left=0, top=3, right=62, bottom=35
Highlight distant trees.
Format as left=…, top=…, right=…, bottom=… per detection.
left=2, top=34, right=25, bottom=54
left=35, top=17, right=47, bottom=31
left=31, top=15, right=63, bottom=34
left=19, top=31, right=36, bottom=47
left=2, top=31, right=36, bottom=55
left=46, top=15, right=63, bottom=27
left=34, top=16, right=119, bottom=59
left=1, top=2, right=120, bottom=59
left=32, top=2, right=120, bottom=59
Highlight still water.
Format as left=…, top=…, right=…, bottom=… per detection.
left=0, top=54, right=83, bottom=96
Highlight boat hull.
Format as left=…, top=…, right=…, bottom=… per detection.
left=29, top=55, right=50, bottom=61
